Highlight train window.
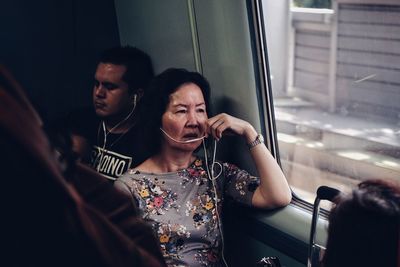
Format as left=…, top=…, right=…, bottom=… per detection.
left=262, top=0, right=400, bottom=204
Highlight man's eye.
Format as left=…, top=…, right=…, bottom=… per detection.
left=176, top=110, right=187, bottom=113
left=197, top=108, right=205, bottom=113
left=104, top=84, right=118, bottom=90
left=94, top=81, right=100, bottom=87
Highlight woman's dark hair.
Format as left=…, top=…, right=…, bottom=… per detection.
left=323, top=179, right=400, bottom=267
left=141, top=68, right=211, bottom=156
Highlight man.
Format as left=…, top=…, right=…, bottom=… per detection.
left=0, top=64, right=166, bottom=267
left=69, top=46, right=154, bottom=181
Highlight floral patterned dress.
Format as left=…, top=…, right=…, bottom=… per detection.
left=115, top=158, right=259, bottom=267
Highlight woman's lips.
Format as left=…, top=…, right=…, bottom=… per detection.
left=183, top=133, right=199, bottom=138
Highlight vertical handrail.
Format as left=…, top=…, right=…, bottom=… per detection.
left=307, top=197, right=321, bottom=267
left=187, top=0, right=203, bottom=74
left=308, top=186, right=341, bottom=267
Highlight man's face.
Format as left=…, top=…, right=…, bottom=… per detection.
left=92, top=63, right=133, bottom=119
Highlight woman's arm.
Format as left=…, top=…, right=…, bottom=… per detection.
left=207, top=113, right=292, bottom=209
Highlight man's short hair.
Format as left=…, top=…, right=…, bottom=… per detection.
left=98, top=46, right=154, bottom=93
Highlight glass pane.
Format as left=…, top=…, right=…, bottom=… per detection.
left=263, top=0, right=400, bottom=204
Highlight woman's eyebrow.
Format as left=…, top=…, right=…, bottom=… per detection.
left=172, top=103, right=188, bottom=108
left=171, top=102, right=205, bottom=108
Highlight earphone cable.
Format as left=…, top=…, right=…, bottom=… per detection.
left=104, top=100, right=137, bottom=138
left=93, top=100, right=137, bottom=170
left=202, top=139, right=228, bottom=267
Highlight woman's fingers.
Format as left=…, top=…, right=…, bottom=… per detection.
left=207, top=113, right=246, bottom=140
left=208, top=116, right=225, bottom=140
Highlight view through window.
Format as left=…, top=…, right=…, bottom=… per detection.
left=264, top=0, right=400, bottom=204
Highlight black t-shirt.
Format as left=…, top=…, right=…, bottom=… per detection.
left=67, top=108, right=150, bottom=181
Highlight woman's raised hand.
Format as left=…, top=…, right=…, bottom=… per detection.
left=206, top=113, right=257, bottom=143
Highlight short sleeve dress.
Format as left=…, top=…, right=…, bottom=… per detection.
left=115, top=157, right=259, bottom=267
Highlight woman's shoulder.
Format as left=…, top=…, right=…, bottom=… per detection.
left=115, top=169, right=153, bottom=191
left=117, top=168, right=143, bottom=182
left=121, top=167, right=169, bottom=179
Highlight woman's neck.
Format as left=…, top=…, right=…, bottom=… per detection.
left=140, top=149, right=195, bottom=173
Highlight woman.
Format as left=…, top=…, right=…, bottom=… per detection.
left=115, top=68, right=291, bottom=266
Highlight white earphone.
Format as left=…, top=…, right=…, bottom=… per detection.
left=160, top=128, right=206, bottom=143
left=94, top=92, right=138, bottom=170
left=157, top=127, right=228, bottom=266
left=133, top=94, right=137, bottom=107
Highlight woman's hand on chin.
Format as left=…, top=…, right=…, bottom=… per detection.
left=206, top=113, right=257, bottom=142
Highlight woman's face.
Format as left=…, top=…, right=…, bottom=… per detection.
left=161, top=82, right=208, bottom=152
